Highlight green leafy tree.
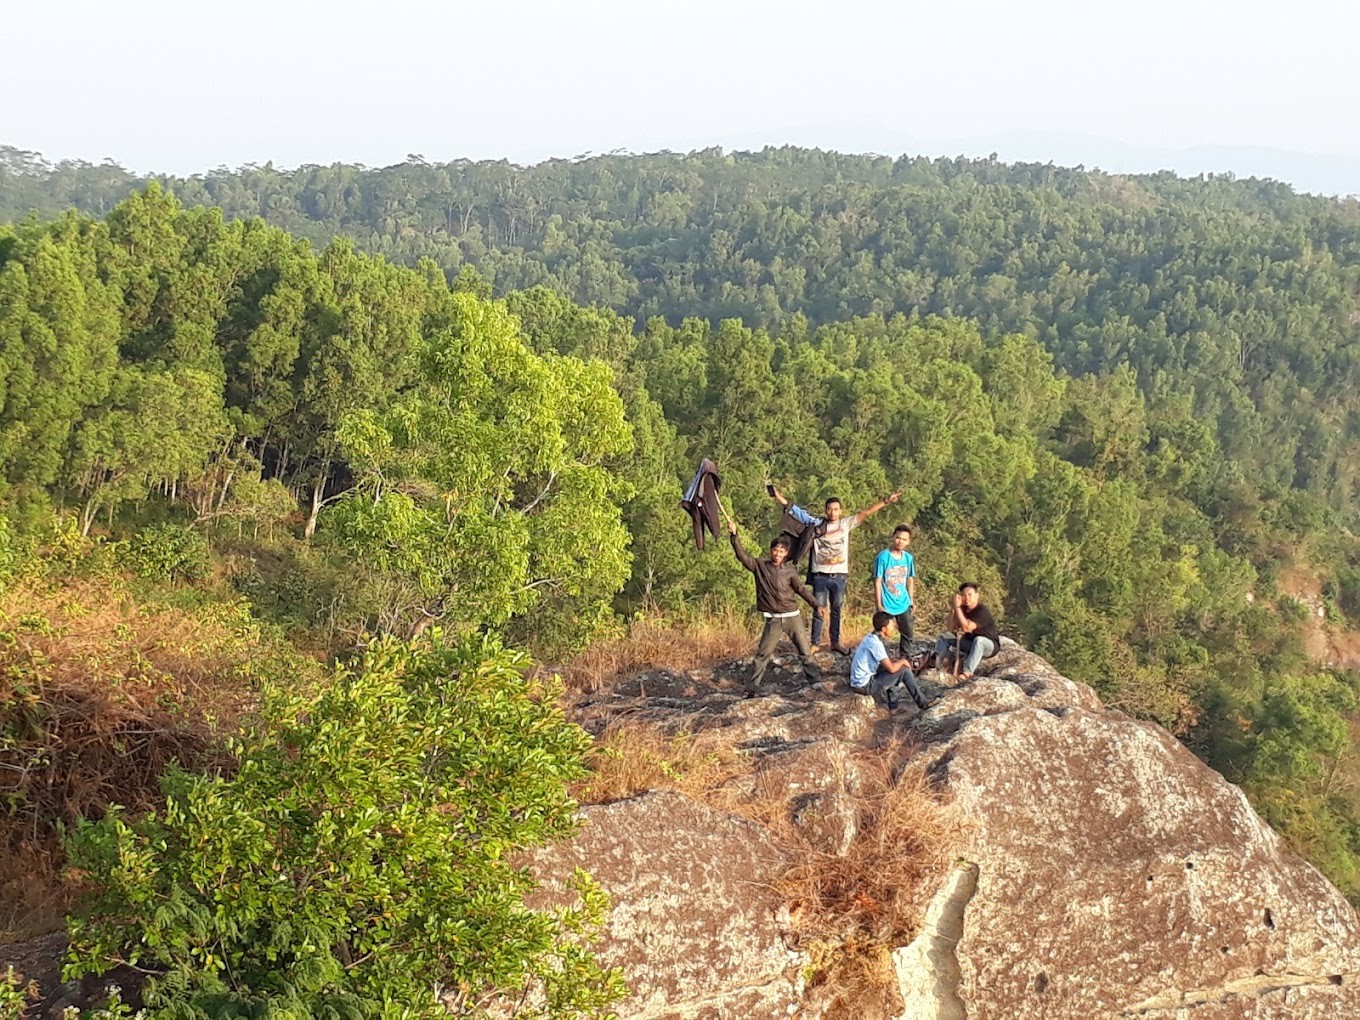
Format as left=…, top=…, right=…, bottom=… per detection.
left=294, top=240, right=430, bottom=538
left=326, top=294, right=633, bottom=646
left=65, top=365, right=229, bottom=535
left=0, top=225, right=120, bottom=510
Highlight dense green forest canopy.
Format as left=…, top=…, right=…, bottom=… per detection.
left=6, top=144, right=1360, bottom=517
left=4, top=155, right=1360, bottom=903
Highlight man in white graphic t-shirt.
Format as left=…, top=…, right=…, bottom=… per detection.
left=770, top=486, right=900, bottom=653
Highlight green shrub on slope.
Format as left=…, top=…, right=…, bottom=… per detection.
left=62, top=635, right=624, bottom=1019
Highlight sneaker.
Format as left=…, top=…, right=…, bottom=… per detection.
left=917, top=696, right=940, bottom=712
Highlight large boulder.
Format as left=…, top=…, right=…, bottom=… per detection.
left=904, top=701, right=1360, bottom=1018
left=528, top=791, right=805, bottom=1019
left=556, top=639, right=1360, bottom=1019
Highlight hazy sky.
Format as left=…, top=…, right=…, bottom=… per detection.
left=8, top=0, right=1360, bottom=193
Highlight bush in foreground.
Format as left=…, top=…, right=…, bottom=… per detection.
left=62, top=636, right=624, bottom=1019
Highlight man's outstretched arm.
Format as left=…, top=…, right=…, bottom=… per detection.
left=856, top=491, right=902, bottom=521
left=726, top=514, right=757, bottom=571
left=771, top=485, right=822, bottom=526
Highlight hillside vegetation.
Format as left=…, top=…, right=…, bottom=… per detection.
left=4, top=148, right=1360, bottom=1010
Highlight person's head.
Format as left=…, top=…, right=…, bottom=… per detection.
left=871, top=609, right=895, bottom=636
left=891, top=524, right=912, bottom=550
left=824, top=497, right=843, bottom=522
left=770, top=535, right=792, bottom=565
left=959, top=582, right=981, bottom=609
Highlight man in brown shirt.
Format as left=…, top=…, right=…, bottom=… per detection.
left=727, top=514, right=827, bottom=695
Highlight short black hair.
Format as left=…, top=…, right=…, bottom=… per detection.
left=872, top=610, right=894, bottom=632
left=771, top=535, right=793, bottom=552
left=893, top=524, right=912, bottom=537
left=825, top=496, right=842, bottom=508
left=959, top=582, right=979, bottom=594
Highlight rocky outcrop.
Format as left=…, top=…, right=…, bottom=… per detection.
left=530, top=792, right=803, bottom=1019
left=9, top=640, right=1355, bottom=1019
left=556, top=639, right=1360, bottom=1019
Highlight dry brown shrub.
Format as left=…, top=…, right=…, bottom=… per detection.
left=559, top=611, right=755, bottom=692
left=573, top=716, right=962, bottom=1013
left=0, top=576, right=313, bottom=940
left=0, top=847, right=69, bottom=945
left=779, top=749, right=963, bottom=1012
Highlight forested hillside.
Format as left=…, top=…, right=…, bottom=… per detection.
left=7, top=144, right=1360, bottom=517
left=4, top=156, right=1360, bottom=906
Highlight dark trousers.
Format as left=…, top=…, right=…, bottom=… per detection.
left=852, top=665, right=926, bottom=711
left=750, top=614, right=817, bottom=691
left=889, top=609, right=915, bottom=653
left=810, top=573, right=847, bottom=646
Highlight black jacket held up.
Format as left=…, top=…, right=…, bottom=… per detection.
left=680, top=458, right=722, bottom=550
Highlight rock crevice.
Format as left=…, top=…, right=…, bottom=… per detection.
left=893, top=860, right=980, bottom=1020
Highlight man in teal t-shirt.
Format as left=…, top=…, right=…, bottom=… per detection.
left=874, top=524, right=916, bottom=655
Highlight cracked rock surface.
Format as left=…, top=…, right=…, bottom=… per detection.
left=552, top=639, right=1360, bottom=1019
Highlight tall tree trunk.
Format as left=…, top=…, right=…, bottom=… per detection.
left=304, top=467, right=328, bottom=540
left=217, top=469, right=236, bottom=511
left=81, top=497, right=98, bottom=537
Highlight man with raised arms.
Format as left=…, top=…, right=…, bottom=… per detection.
left=726, top=511, right=827, bottom=696
left=769, top=486, right=900, bottom=653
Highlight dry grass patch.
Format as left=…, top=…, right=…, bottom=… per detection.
left=560, top=613, right=754, bottom=693
left=0, top=575, right=318, bottom=940
left=779, top=747, right=963, bottom=1014
left=572, top=722, right=748, bottom=806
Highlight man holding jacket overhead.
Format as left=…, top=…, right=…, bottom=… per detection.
left=769, top=486, right=900, bottom=653
left=726, top=512, right=827, bottom=696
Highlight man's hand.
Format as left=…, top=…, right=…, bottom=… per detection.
left=727, top=517, right=738, bottom=535
left=817, top=606, right=829, bottom=620
left=886, top=491, right=901, bottom=504
left=771, top=485, right=789, bottom=507
left=952, top=592, right=964, bottom=609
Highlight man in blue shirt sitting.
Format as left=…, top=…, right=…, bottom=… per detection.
left=849, top=611, right=935, bottom=713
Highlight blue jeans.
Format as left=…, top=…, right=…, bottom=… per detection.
left=811, top=573, right=847, bottom=646
left=935, top=634, right=996, bottom=675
